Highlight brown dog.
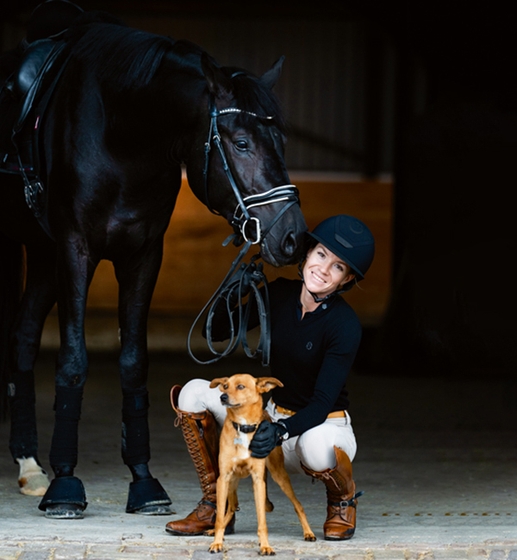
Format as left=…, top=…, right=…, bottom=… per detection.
left=207, top=373, right=316, bottom=556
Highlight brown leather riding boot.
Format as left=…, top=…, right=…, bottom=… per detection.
left=165, top=385, right=234, bottom=536
left=301, top=446, right=362, bottom=540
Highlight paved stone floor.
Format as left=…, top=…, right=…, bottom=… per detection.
left=1, top=339, right=517, bottom=559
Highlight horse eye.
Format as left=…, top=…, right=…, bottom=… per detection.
left=234, top=140, right=248, bottom=151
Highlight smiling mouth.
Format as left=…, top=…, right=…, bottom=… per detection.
left=311, top=271, right=326, bottom=285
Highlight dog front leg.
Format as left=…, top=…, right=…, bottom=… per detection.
left=264, top=468, right=274, bottom=512
left=208, top=474, right=230, bottom=553
left=222, top=477, right=239, bottom=526
left=267, top=449, right=316, bottom=542
left=252, top=468, right=274, bottom=555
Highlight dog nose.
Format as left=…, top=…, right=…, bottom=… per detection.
left=220, top=393, right=228, bottom=404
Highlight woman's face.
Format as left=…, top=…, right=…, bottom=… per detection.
left=302, top=243, right=355, bottom=298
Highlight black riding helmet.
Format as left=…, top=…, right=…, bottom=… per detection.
left=299, top=215, right=375, bottom=299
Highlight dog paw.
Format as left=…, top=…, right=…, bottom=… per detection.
left=259, top=546, right=276, bottom=556
left=204, top=529, right=215, bottom=536
left=208, top=542, right=223, bottom=553
left=304, top=532, right=317, bottom=541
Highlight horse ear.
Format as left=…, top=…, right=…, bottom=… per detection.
left=201, top=51, right=233, bottom=98
left=260, top=55, right=285, bottom=90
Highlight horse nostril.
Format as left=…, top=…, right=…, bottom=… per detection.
left=282, top=231, right=297, bottom=258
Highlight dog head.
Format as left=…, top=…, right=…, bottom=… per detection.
left=210, top=373, right=283, bottom=409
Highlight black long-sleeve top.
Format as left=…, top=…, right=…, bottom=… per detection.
left=208, top=277, right=362, bottom=438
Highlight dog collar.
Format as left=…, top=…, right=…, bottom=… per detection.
left=232, top=421, right=258, bottom=434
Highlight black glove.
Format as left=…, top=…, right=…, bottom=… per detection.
left=250, top=420, right=288, bottom=459
left=229, top=262, right=260, bottom=306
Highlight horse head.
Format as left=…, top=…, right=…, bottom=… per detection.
left=186, top=52, right=307, bottom=268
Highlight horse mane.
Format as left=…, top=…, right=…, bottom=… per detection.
left=164, top=39, right=287, bottom=133
left=64, top=12, right=174, bottom=90
left=62, top=13, right=285, bottom=129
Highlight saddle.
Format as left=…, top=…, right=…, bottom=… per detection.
left=0, top=38, right=68, bottom=228
left=0, top=0, right=82, bottom=230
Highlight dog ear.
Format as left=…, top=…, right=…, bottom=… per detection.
left=210, top=377, right=228, bottom=389
left=256, top=377, right=284, bottom=393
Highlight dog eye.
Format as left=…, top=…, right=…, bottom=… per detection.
left=237, top=384, right=245, bottom=390
left=223, top=384, right=228, bottom=390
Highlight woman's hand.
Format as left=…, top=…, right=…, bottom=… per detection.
left=249, top=420, right=288, bottom=458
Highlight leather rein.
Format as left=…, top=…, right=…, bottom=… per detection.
left=187, top=99, right=300, bottom=366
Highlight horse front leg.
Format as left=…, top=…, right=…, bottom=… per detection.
left=38, top=238, right=96, bottom=519
left=115, top=242, right=172, bottom=515
left=9, top=242, right=56, bottom=496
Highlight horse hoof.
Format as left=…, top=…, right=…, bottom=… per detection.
left=44, top=504, right=85, bottom=519
left=19, top=471, right=50, bottom=496
left=17, top=458, right=50, bottom=496
left=126, top=477, right=172, bottom=514
left=38, top=475, right=88, bottom=516
left=133, top=504, right=175, bottom=516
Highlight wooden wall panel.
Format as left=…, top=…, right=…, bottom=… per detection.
left=86, top=174, right=392, bottom=326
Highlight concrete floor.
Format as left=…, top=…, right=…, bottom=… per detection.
left=1, top=317, right=517, bottom=559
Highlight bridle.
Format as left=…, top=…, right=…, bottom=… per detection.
left=202, top=98, right=300, bottom=246
left=188, top=97, right=301, bottom=366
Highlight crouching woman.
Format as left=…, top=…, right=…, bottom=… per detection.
left=165, top=214, right=375, bottom=540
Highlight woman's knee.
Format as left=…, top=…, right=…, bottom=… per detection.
left=296, top=424, right=356, bottom=472
left=177, top=378, right=226, bottom=425
left=177, top=379, right=211, bottom=412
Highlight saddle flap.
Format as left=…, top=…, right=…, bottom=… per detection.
left=13, top=39, right=57, bottom=98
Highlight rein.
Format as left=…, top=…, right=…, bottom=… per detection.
left=187, top=249, right=270, bottom=366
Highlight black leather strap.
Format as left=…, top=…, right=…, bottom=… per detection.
left=231, top=421, right=258, bottom=434
left=329, top=491, right=364, bottom=508
left=187, top=250, right=271, bottom=366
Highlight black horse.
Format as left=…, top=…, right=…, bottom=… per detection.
left=0, top=3, right=306, bottom=518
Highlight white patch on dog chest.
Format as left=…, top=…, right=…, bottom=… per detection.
left=234, top=432, right=249, bottom=447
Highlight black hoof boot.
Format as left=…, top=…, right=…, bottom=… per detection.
left=126, top=477, right=173, bottom=515
left=38, top=476, right=87, bottom=519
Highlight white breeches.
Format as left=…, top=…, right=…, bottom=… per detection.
left=178, top=378, right=357, bottom=474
